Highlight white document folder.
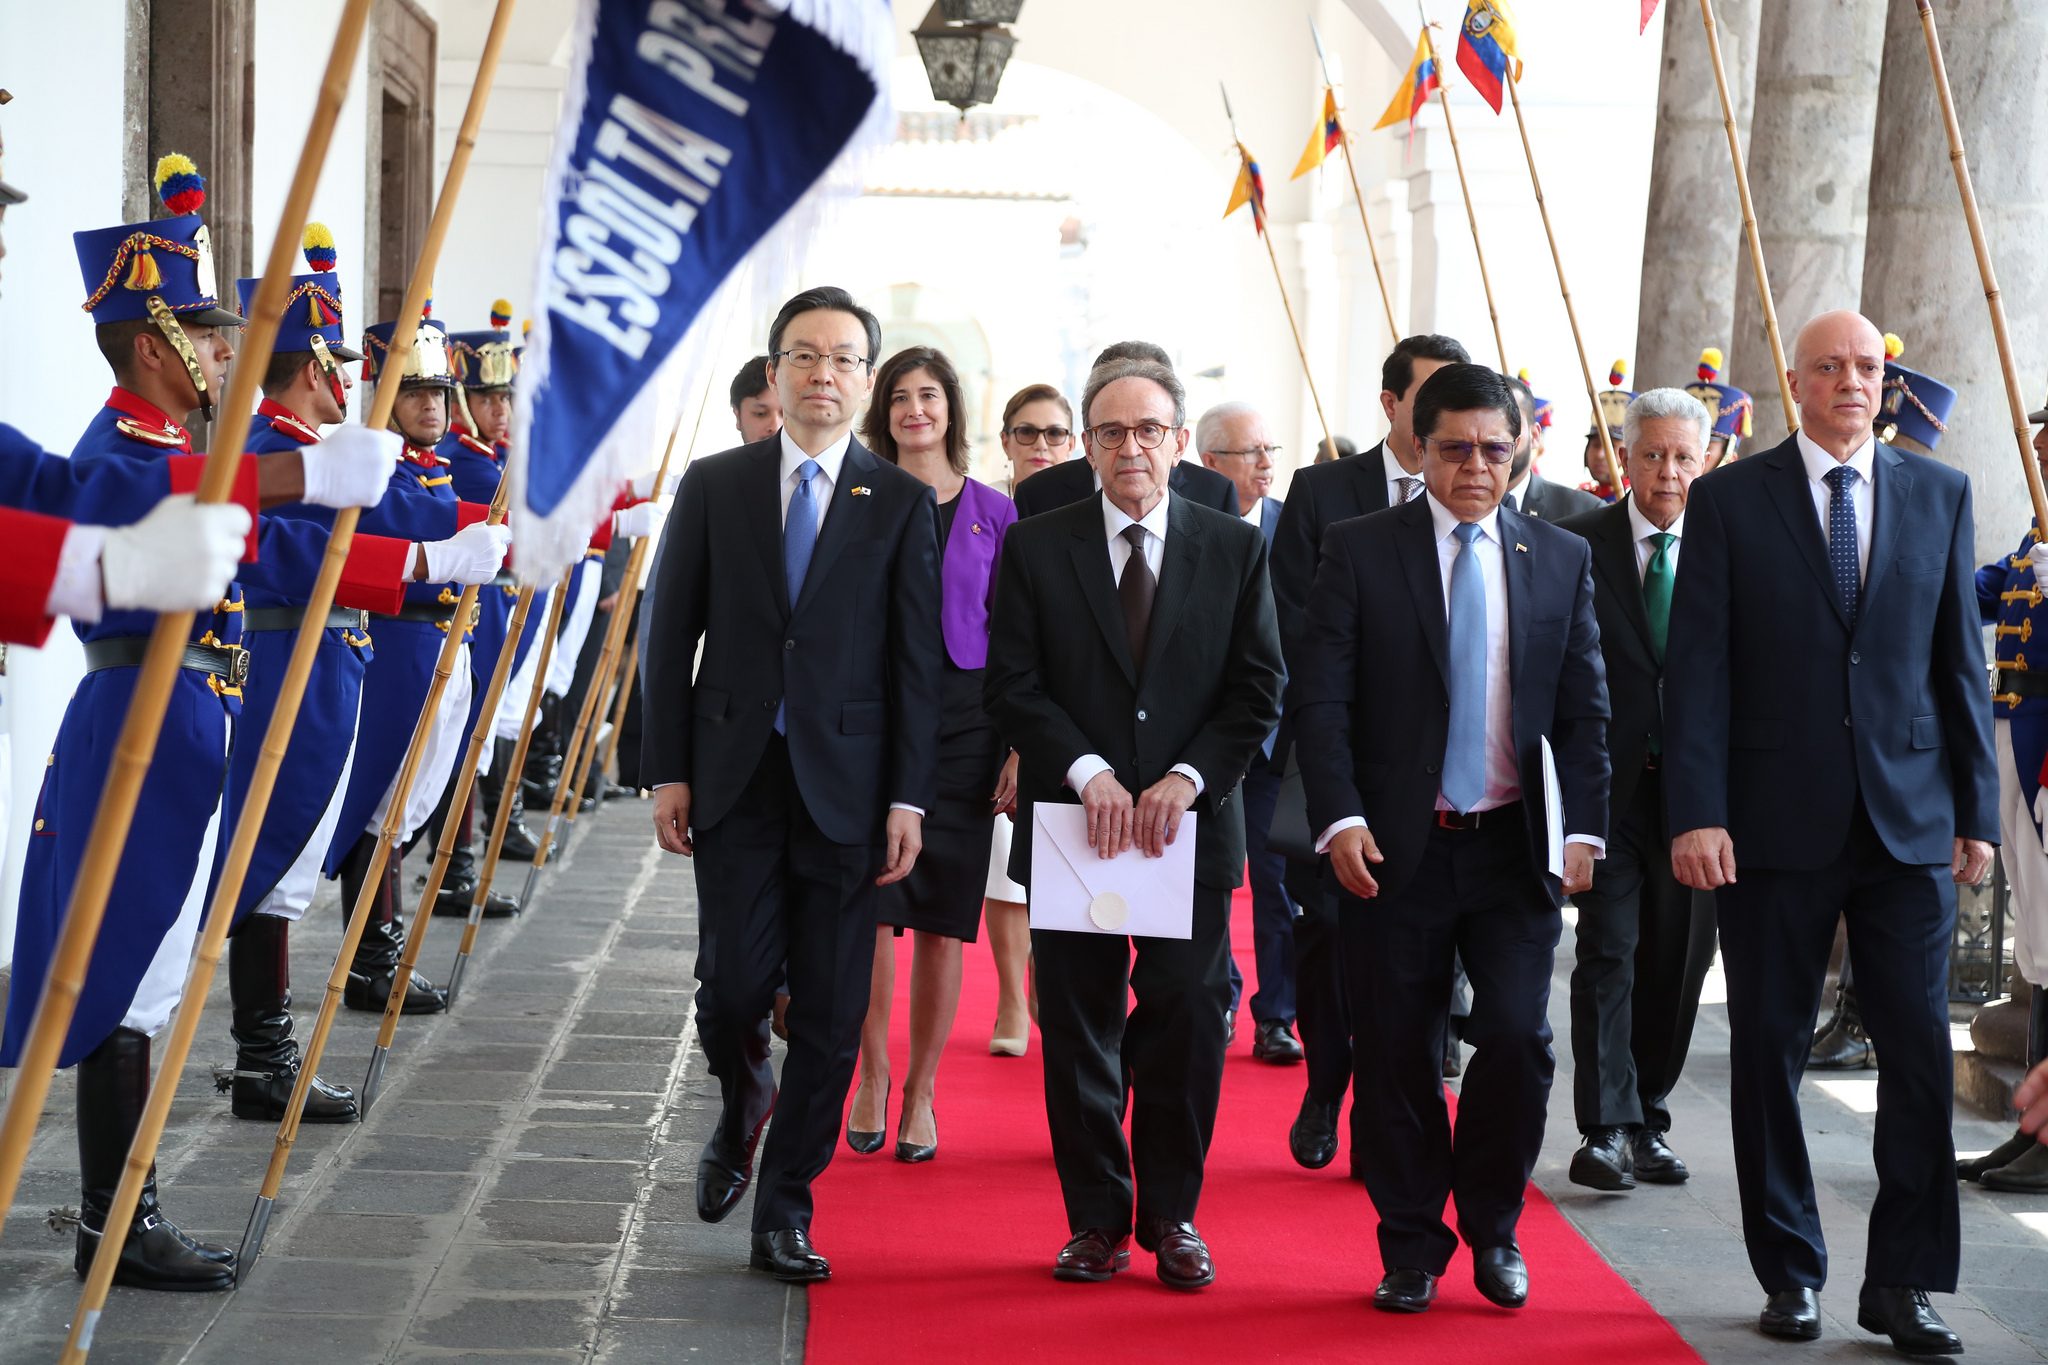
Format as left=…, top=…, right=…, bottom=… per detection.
left=1540, top=736, right=1565, bottom=878
left=1029, top=803, right=1197, bottom=939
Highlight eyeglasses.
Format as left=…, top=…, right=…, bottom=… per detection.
left=1422, top=436, right=1516, bottom=466
left=772, top=349, right=872, bottom=374
left=1006, top=424, right=1072, bottom=448
left=1087, top=421, right=1178, bottom=450
left=1206, top=444, right=1282, bottom=461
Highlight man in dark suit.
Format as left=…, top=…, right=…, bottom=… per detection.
left=1556, top=387, right=1720, bottom=1193
left=1010, top=341, right=1240, bottom=520
left=1266, top=333, right=1470, bottom=1170
left=1665, top=310, right=1997, bottom=1353
left=643, top=286, right=943, bottom=1284
left=985, top=358, right=1283, bottom=1291
left=1196, top=400, right=1299, bottom=1065
left=1293, top=363, right=1609, bottom=1314
left=1501, top=374, right=1602, bottom=524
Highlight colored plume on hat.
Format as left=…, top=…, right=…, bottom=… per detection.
left=1697, top=347, right=1723, bottom=382
left=1883, top=332, right=1905, bottom=360
left=490, top=298, right=513, bottom=327
left=302, top=222, right=338, bottom=272
left=1516, top=367, right=1530, bottom=382
left=521, top=318, right=532, bottom=339
left=153, top=153, right=206, bottom=215
left=1608, top=359, right=1627, bottom=387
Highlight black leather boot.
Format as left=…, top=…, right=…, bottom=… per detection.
left=224, top=914, right=357, bottom=1123
left=481, top=737, right=541, bottom=862
left=338, top=835, right=446, bottom=1014
left=522, top=693, right=564, bottom=809
left=429, top=792, right=518, bottom=918
left=1807, top=979, right=1874, bottom=1070
left=75, top=1027, right=236, bottom=1290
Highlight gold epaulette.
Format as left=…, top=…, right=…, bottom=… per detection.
left=457, top=434, right=494, bottom=456
left=116, top=416, right=187, bottom=447
left=417, top=473, right=453, bottom=488
left=268, top=411, right=320, bottom=444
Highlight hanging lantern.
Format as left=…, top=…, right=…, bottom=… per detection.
left=937, top=0, right=1023, bottom=19
left=914, top=1, right=1020, bottom=114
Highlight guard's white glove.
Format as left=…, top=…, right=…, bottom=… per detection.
left=628, top=470, right=681, bottom=500
left=299, top=425, right=402, bottom=509
left=421, top=521, right=512, bottom=586
left=2028, top=541, right=2048, bottom=589
left=98, top=495, right=250, bottom=611
left=612, top=501, right=665, bottom=541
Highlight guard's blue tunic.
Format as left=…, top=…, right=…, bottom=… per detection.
left=1, top=420, right=177, bottom=519
left=321, top=445, right=478, bottom=873
left=2, top=396, right=341, bottom=1068
left=1979, top=521, right=2048, bottom=815
left=224, top=409, right=466, bottom=921
left=439, top=430, right=524, bottom=731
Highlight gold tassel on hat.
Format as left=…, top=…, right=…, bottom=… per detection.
left=124, top=250, right=163, bottom=291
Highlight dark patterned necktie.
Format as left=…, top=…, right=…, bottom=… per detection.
left=1119, top=523, right=1156, bottom=668
left=1825, top=465, right=1859, bottom=625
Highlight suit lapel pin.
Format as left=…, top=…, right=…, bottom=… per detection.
left=850, top=485, right=871, bottom=497
left=1515, top=543, right=1528, bottom=553
left=971, top=522, right=983, bottom=534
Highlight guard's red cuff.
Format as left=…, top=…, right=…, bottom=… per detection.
left=0, top=506, right=68, bottom=647
left=588, top=518, right=614, bottom=553
left=456, top=501, right=491, bottom=530
left=334, top=533, right=412, bottom=615
left=167, top=454, right=262, bottom=561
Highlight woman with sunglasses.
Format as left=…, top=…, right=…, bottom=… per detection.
left=846, top=347, right=1018, bottom=1162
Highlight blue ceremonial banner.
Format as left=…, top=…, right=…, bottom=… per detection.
left=511, top=0, right=893, bottom=580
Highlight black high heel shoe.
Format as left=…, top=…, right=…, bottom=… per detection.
left=846, top=1077, right=889, bottom=1154
left=895, top=1097, right=937, bottom=1164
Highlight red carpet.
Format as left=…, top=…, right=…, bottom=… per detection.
left=805, top=886, right=1702, bottom=1363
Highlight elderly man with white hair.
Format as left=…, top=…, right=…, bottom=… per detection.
left=1556, top=389, right=1719, bottom=1198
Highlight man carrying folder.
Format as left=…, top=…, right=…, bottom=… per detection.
left=985, top=357, right=1284, bottom=1291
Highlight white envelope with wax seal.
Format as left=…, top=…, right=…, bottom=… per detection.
left=1028, top=803, right=1197, bottom=939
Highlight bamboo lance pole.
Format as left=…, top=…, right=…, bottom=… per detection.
left=357, top=562, right=535, bottom=1113
left=1913, top=0, right=2048, bottom=531
left=1310, top=17, right=1399, bottom=339
left=235, top=0, right=521, bottom=1280
left=446, top=569, right=572, bottom=1000
left=1419, top=21, right=1508, bottom=373
left=0, top=0, right=376, bottom=1264
left=1503, top=68, right=1619, bottom=486
left=1700, top=0, right=1797, bottom=432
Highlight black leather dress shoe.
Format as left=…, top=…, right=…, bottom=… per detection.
left=1373, top=1267, right=1439, bottom=1313
left=1632, top=1129, right=1689, bottom=1184
left=1570, top=1126, right=1636, bottom=1191
left=1289, top=1090, right=1341, bottom=1170
left=1959, top=1128, right=2037, bottom=1181
left=1252, top=1019, right=1305, bottom=1064
left=1980, top=1140, right=2048, bottom=1192
left=1857, top=1285, right=1962, bottom=1355
left=1759, top=1287, right=1821, bottom=1340
left=1472, top=1245, right=1528, bottom=1308
left=1136, top=1215, right=1215, bottom=1290
left=697, top=1099, right=773, bottom=1224
left=750, top=1228, right=830, bottom=1282
left=1054, top=1228, right=1130, bottom=1282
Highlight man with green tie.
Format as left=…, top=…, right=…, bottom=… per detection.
left=1557, top=388, right=1719, bottom=1193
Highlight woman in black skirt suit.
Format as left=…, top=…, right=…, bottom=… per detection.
left=845, top=346, right=1016, bottom=1162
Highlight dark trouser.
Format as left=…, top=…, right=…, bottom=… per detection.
left=1717, top=797, right=1959, bottom=1293
left=1286, top=856, right=1352, bottom=1102
left=1342, top=803, right=1561, bottom=1274
left=1569, top=767, right=1718, bottom=1133
left=1034, top=882, right=1233, bottom=1234
left=616, top=612, right=645, bottom=790
left=689, top=735, right=881, bottom=1234
left=1241, top=748, right=1299, bottom=1025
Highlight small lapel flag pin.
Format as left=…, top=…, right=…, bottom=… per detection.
left=1515, top=542, right=1528, bottom=553
left=850, top=485, right=871, bottom=497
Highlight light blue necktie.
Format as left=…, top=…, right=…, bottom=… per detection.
left=1443, top=521, right=1488, bottom=813
left=774, top=458, right=822, bottom=735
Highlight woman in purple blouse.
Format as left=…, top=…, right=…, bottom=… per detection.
left=845, top=346, right=1017, bottom=1163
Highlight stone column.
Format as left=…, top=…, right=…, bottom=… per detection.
left=1633, top=0, right=1761, bottom=392
left=1729, top=0, right=1886, bottom=452
left=1861, top=0, right=2048, bottom=556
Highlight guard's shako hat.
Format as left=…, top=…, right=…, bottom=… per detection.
left=1590, top=358, right=1637, bottom=441
left=362, top=294, right=455, bottom=392
left=449, top=299, right=519, bottom=395
left=1877, top=332, right=1956, bottom=456
left=236, top=221, right=364, bottom=375
left=1683, top=347, right=1753, bottom=454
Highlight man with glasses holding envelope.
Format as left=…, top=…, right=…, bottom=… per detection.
left=985, top=356, right=1283, bottom=1292
left=1291, top=363, right=1610, bottom=1314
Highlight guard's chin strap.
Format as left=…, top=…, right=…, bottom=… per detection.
left=144, top=294, right=213, bottom=421
left=310, top=335, right=348, bottom=415
left=453, top=381, right=478, bottom=439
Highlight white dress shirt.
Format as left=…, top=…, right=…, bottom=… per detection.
left=1795, top=429, right=1875, bottom=584
left=1241, top=498, right=1265, bottom=528
left=1626, top=498, right=1684, bottom=582
left=1064, top=493, right=1207, bottom=798
left=1315, top=493, right=1603, bottom=856
left=1382, top=442, right=1425, bottom=507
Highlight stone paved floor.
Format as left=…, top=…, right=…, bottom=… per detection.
left=2, top=802, right=2046, bottom=1363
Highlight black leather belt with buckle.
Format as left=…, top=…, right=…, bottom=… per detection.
left=1995, top=668, right=2048, bottom=700
left=83, top=636, right=250, bottom=687
left=243, top=606, right=370, bottom=633
left=1434, top=800, right=1523, bottom=831
left=374, top=601, right=462, bottom=625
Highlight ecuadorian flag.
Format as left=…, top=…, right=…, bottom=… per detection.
left=1225, top=142, right=1268, bottom=234
left=1372, top=30, right=1441, bottom=136
left=1456, top=0, right=1522, bottom=115
left=1292, top=88, right=1344, bottom=179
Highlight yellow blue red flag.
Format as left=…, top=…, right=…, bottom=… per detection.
left=1225, top=141, right=1268, bottom=234
left=1455, top=0, right=1522, bottom=114
left=1291, top=88, right=1344, bottom=179
left=1373, top=29, right=1442, bottom=135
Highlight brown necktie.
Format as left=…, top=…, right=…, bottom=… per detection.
left=1118, top=523, right=1156, bottom=668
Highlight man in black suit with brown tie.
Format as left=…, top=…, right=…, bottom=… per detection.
left=1266, top=333, right=1469, bottom=1170
left=1556, top=388, right=1720, bottom=1193
left=643, top=286, right=943, bottom=1284
left=985, top=357, right=1283, bottom=1292
left=1292, top=364, right=1610, bottom=1314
